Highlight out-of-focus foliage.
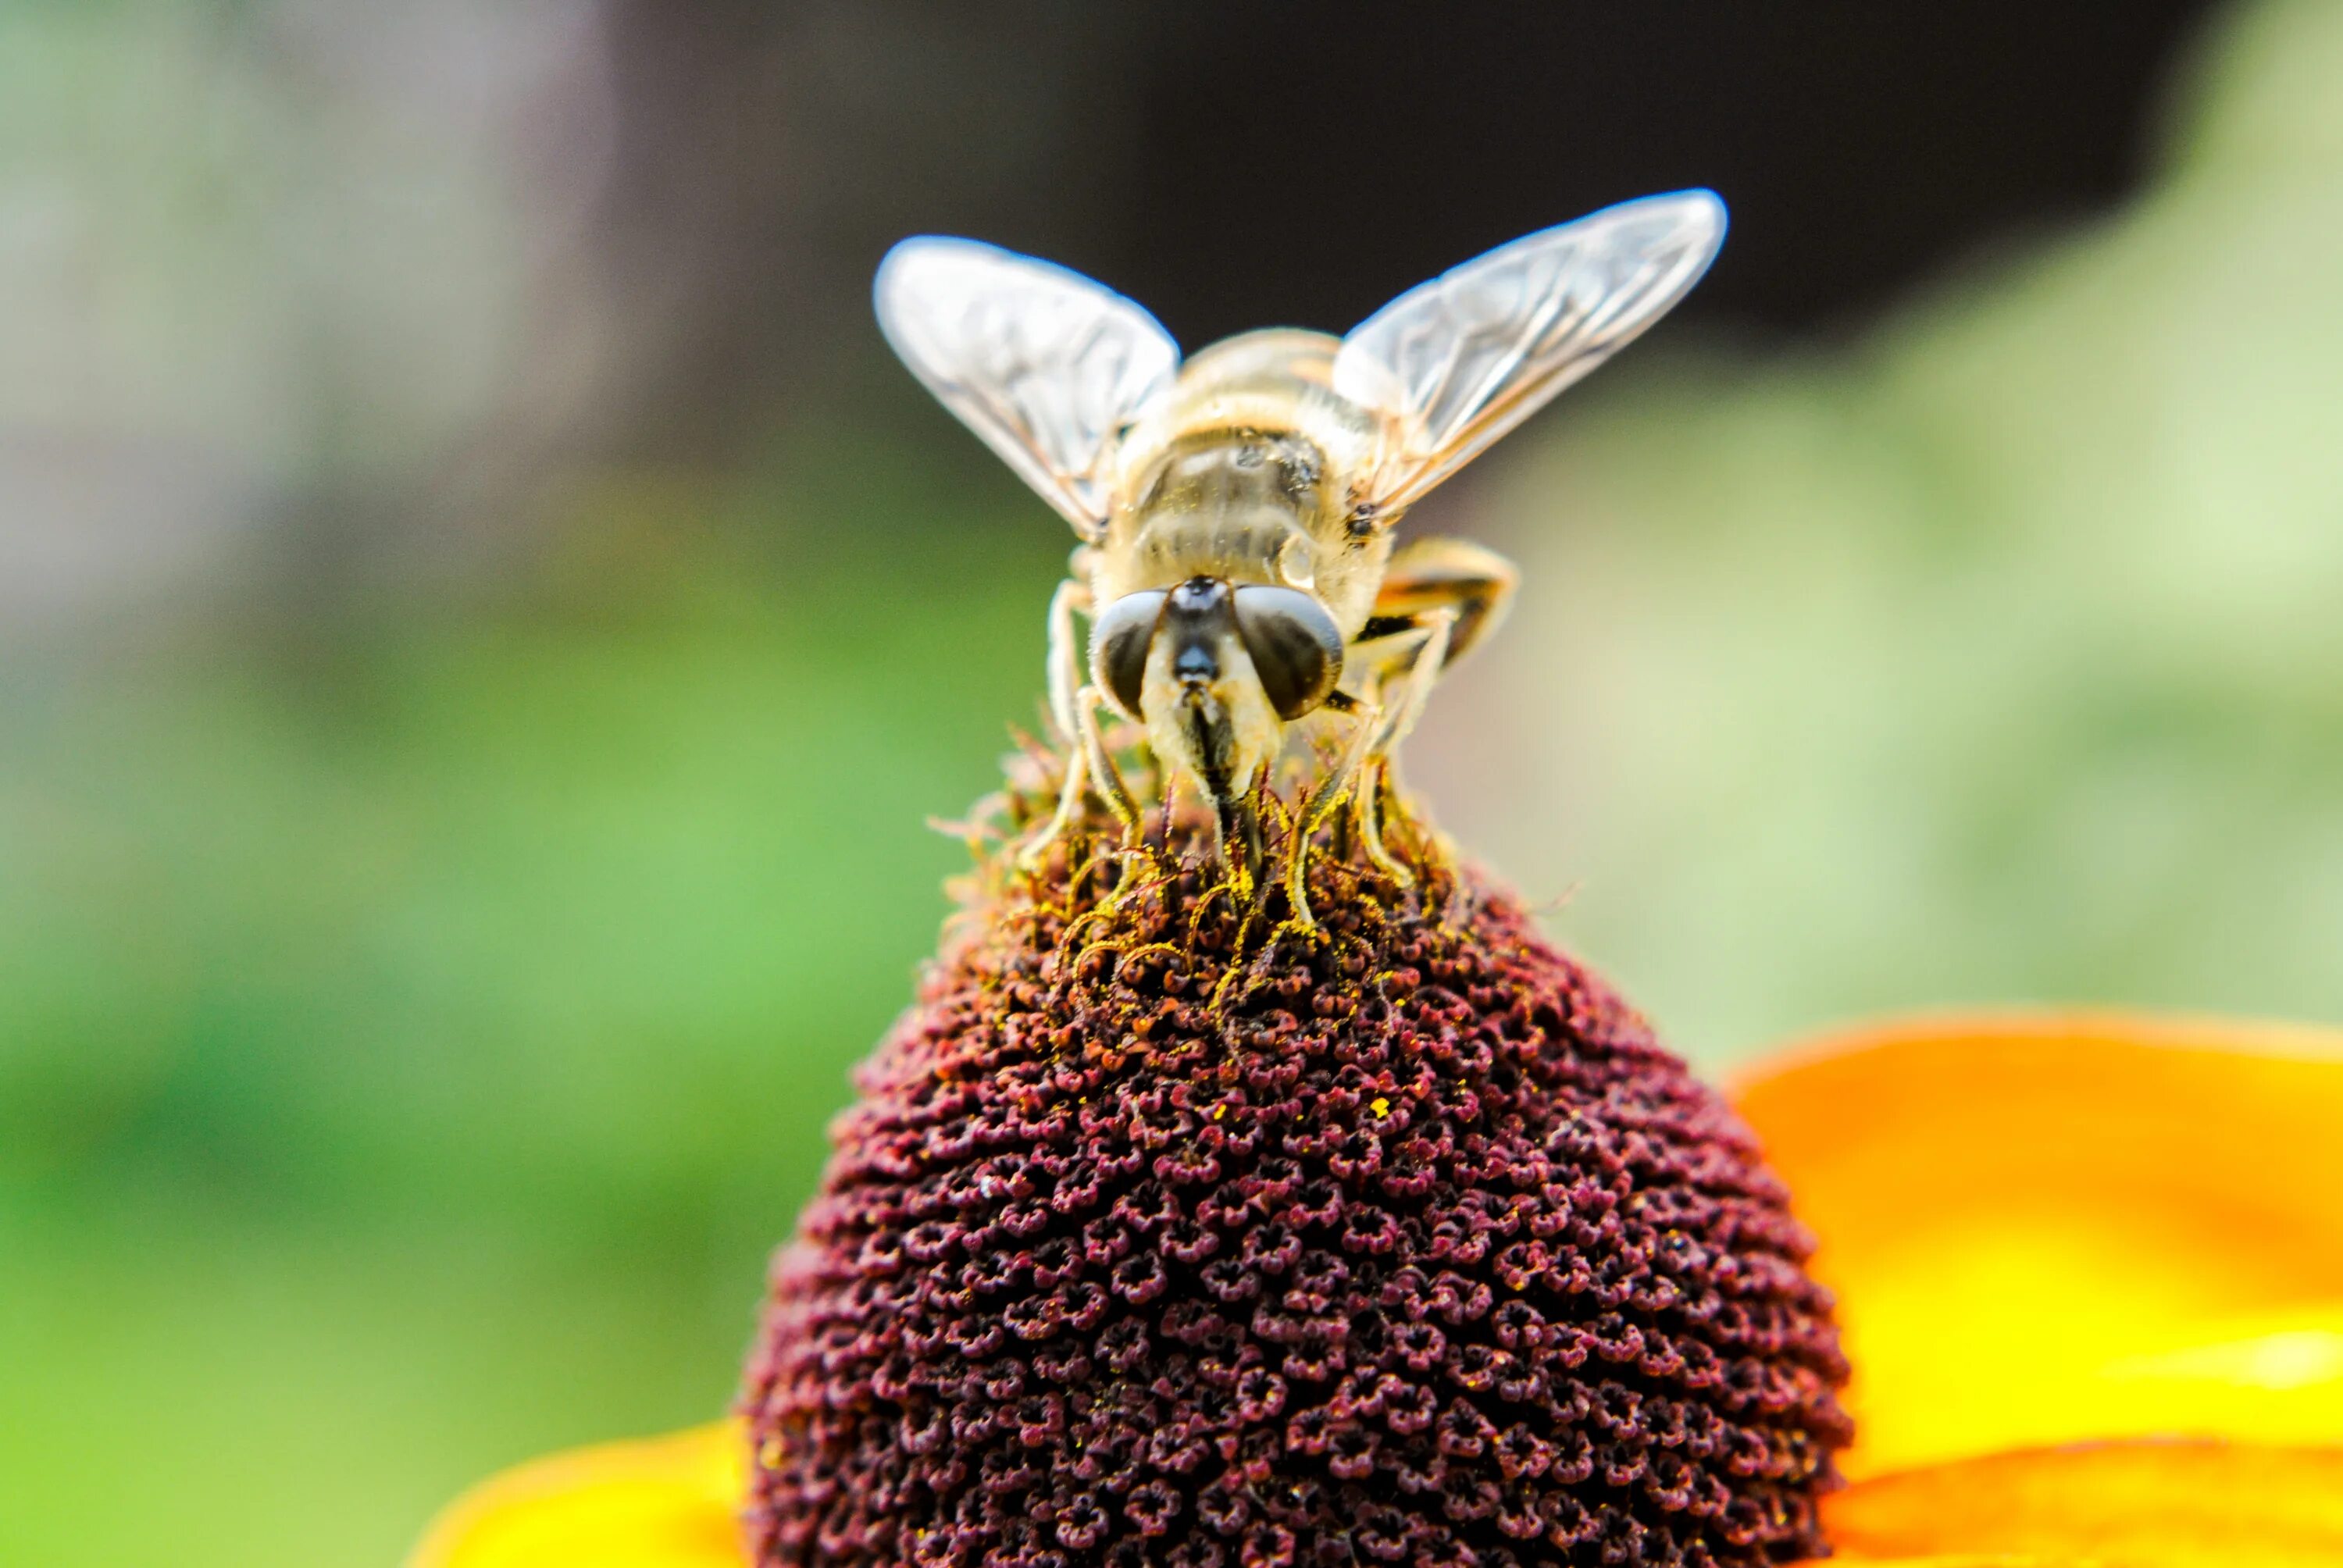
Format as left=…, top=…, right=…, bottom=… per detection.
left=1, top=447, right=1068, bottom=1563
left=0, top=0, right=615, bottom=622
left=1418, top=0, right=2343, bottom=1057
left=2, top=2, right=2339, bottom=1565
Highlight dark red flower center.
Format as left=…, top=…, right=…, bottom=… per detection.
left=745, top=787, right=1849, bottom=1566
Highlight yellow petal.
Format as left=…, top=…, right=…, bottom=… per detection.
left=1813, top=1439, right=2343, bottom=1566
left=405, top=1423, right=745, bottom=1568
left=1735, top=1012, right=2343, bottom=1477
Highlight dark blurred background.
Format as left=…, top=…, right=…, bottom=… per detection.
left=9, top=2, right=2343, bottom=1562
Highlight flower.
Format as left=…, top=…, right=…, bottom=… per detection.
left=408, top=809, right=2343, bottom=1566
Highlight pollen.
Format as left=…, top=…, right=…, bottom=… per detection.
left=742, top=788, right=1850, bottom=1567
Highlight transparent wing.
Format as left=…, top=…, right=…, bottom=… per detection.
left=1332, top=190, right=1726, bottom=515
left=876, top=237, right=1179, bottom=537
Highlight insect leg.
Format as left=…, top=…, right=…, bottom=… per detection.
left=1077, top=684, right=1144, bottom=845
left=1364, top=536, right=1518, bottom=672
left=1283, top=700, right=1379, bottom=927
left=1353, top=755, right=1407, bottom=885
left=1332, top=537, right=1507, bottom=877
left=1334, top=609, right=1457, bottom=886
left=1041, top=577, right=1092, bottom=743
left=1369, top=608, right=1453, bottom=755
left=1016, top=677, right=1139, bottom=871
left=1016, top=731, right=1089, bottom=872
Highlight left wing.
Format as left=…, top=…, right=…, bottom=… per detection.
left=876, top=237, right=1179, bottom=539
left=1332, top=190, right=1726, bottom=517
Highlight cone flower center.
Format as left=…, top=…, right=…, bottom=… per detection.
left=744, top=779, right=1851, bottom=1567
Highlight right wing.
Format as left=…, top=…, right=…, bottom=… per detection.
left=875, top=237, right=1179, bottom=539
left=1333, top=191, right=1726, bottom=517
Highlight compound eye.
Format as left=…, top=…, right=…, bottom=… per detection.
left=1088, top=590, right=1167, bottom=718
left=1232, top=585, right=1344, bottom=720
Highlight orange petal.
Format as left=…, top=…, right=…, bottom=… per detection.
left=405, top=1423, right=746, bottom=1568
left=1811, top=1439, right=2343, bottom=1566
left=1735, top=1012, right=2343, bottom=1477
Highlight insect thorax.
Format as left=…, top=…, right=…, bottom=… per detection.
left=1097, top=330, right=1392, bottom=636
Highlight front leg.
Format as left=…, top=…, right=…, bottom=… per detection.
left=1330, top=608, right=1457, bottom=889
left=1280, top=600, right=1453, bottom=920
left=1040, top=576, right=1090, bottom=743
left=1018, top=683, right=1144, bottom=871
left=1020, top=579, right=1142, bottom=870
left=1314, top=536, right=1510, bottom=883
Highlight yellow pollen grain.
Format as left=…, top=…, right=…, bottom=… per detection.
left=1371, top=1096, right=1391, bottom=1118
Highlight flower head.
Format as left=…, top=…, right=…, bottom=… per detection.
left=740, top=792, right=1850, bottom=1566
left=407, top=809, right=2343, bottom=1568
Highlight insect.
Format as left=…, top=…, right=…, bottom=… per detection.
left=877, top=190, right=1726, bottom=918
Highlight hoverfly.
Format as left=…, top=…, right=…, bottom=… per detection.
left=877, top=191, right=1726, bottom=917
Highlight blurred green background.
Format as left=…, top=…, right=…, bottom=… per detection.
left=4, top=2, right=2341, bottom=1563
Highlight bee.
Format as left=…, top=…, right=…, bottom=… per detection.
left=877, top=191, right=1726, bottom=918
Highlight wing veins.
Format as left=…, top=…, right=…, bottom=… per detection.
left=1332, top=191, right=1726, bottom=517
left=874, top=237, right=1178, bottom=537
